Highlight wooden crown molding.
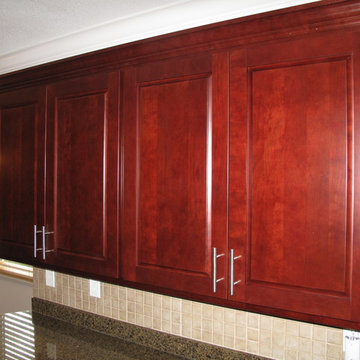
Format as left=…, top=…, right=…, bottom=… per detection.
left=0, top=0, right=359, bottom=91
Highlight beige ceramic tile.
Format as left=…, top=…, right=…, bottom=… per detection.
left=224, top=323, right=235, bottom=337
left=247, top=313, right=260, bottom=329
left=326, top=343, right=343, bottom=359
left=299, top=338, right=312, bottom=354
left=299, top=323, right=313, bottom=339
left=224, top=309, right=236, bottom=324
left=247, top=328, right=259, bottom=342
left=213, top=333, right=224, bottom=346
left=182, top=300, right=192, bottom=314
left=285, top=335, right=299, bottom=351
left=259, top=341, right=272, bottom=358
left=260, top=315, right=273, bottom=330
left=202, top=304, right=213, bottom=319
left=235, top=338, right=246, bottom=352
left=202, top=330, right=213, bottom=343
left=171, top=322, right=181, bottom=335
left=313, top=325, right=327, bottom=342
left=172, top=298, right=181, bottom=312
left=285, top=349, right=298, bottom=360
left=235, top=310, right=247, bottom=325
left=224, top=335, right=235, bottom=348
left=213, top=306, right=224, bottom=322
left=162, top=296, right=171, bottom=310
left=192, top=328, right=201, bottom=341
left=286, top=320, right=300, bottom=336
left=273, top=318, right=286, bottom=333
left=33, top=270, right=349, bottom=360
left=236, top=324, right=246, bottom=339
left=327, top=329, right=342, bottom=345
left=247, top=340, right=259, bottom=354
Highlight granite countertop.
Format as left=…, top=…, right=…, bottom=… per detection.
left=0, top=311, right=185, bottom=360
left=1, top=299, right=270, bottom=359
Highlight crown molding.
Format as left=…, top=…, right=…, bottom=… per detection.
left=0, top=0, right=319, bottom=76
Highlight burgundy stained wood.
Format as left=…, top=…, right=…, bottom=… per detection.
left=46, top=72, right=120, bottom=277
left=2, top=0, right=360, bottom=331
left=0, top=86, right=45, bottom=263
left=229, top=31, right=360, bottom=321
left=121, top=54, right=229, bottom=297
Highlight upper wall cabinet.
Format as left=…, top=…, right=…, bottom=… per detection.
left=121, top=53, right=229, bottom=298
left=0, top=86, right=46, bottom=264
left=229, top=31, right=360, bottom=321
left=45, top=72, right=120, bottom=277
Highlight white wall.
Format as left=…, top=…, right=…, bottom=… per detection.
left=0, top=0, right=320, bottom=75
left=0, top=274, right=32, bottom=314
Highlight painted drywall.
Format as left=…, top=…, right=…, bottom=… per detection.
left=0, top=274, right=33, bottom=314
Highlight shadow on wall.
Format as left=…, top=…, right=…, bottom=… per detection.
left=0, top=274, right=33, bottom=314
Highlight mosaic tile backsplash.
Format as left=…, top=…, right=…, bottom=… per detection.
left=33, top=268, right=344, bottom=360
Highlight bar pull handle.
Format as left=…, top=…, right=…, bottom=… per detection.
left=33, top=225, right=42, bottom=258
left=213, top=247, right=225, bottom=293
left=41, top=226, right=54, bottom=260
left=230, top=249, right=242, bottom=296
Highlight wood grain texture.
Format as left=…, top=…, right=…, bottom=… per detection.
left=0, top=86, right=45, bottom=263
left=229, top=31, right=358, bottom=320
left=121, top=54, right=228, bottom=297
left=46, top=72, right=120, bottom=277
left=2, top=0, right=360, bottom=331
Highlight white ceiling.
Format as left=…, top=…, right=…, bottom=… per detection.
left=0, top=0, right=320, bottom=75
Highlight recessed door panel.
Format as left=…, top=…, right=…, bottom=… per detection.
left=0, top=87, right=45, bottom=263
left=47, top=72, right=119, bottom=277
left=138, top=76, right=209, bottom=274
left=250, top=58, right=349, bottom=295
left=122, top=54, right=229, bottom=297
left=230, top=33, right=359, bottom=320
left=56, top=93, right=105, bottom=257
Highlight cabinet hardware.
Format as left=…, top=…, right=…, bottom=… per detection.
left=213, top=247, right=225, bottom=293
left=41, top=226, right=54, bottom=260
left=230, top=249, right=242, bottom=296
left=33, top=225, right=43, bottom=258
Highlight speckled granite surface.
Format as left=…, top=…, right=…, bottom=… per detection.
left=31, top=297, right=271, bottom=360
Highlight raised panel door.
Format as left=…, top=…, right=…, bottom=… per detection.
left=122, top=54, right=229, bottom=297
left=46, top=72, right=120, bottom=277
left=0, top=87, right=45, bottom=263
left=229, top=32, right=360, bottom=321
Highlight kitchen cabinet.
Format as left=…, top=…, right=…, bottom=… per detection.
left=45, top=72, right=120, bottom=277
left=121, top=29, right=360, bottom=324
left=0, top=86, right=46, bottom=264
left=0, top=72, right=120, bottom=278
left=121, top=53, right=229, bottom=298
left=1, top=0, right=360, bottom=330
left=228, top=31, right=360, bottom=321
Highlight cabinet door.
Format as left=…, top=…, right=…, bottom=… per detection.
left=122, top=54, right=229, bottom=297
left=46, top=72, right=120, bottom=277
left=229, top=32, right=360, bottom=321
left=0, top=87, right=45, bottom=264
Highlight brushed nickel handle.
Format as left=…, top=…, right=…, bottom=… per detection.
left=33, top=225, right=42, bottom=258
left=41, top=226, right=54, bottom=260
left=213, top=247, right=225, bottom=293
left=230, top=249, right=242, bottom=296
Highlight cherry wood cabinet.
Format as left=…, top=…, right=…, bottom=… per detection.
left=0, top=87, right=46, bottom=264
left=0, top=72, right=120, bottom=278
left=229, top=31, right=360, bottom=321
left=45, top=72, right=120, bottom=277
left=119, top=29, right=360, bottom=325
left=121, top=54, right=229, bottom=297
left=2, top=0, right=360, bottom=330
